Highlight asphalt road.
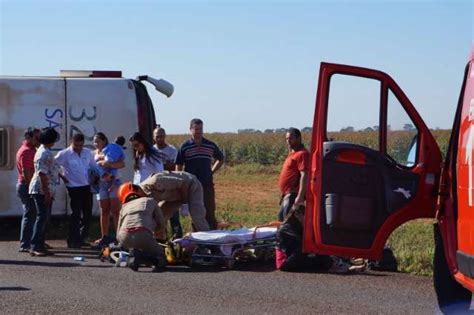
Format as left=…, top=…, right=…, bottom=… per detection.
left=0, top=240, right=446, bottom=314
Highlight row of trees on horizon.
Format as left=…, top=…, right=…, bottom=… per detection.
left=234, top=124, right=447, bottom=134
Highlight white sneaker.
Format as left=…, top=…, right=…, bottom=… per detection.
left=328, top=258, right=350, bottom=274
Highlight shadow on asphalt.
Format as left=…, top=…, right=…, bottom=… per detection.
left=49, top=248, right=100, bottom=259
left=161, top=261, right=276, bottom=273
left=0, top=217, right=73, bottom=241
left=0, top=286, right=31, bottom=291
left=0, top=259, right=80, bottom=268
left=51, top=248, right=99, bottom=254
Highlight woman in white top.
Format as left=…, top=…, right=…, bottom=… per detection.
left=129, top=132, right=164, bottom=184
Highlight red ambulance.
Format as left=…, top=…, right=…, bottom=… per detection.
left=303, top=47, right=474, bottom=311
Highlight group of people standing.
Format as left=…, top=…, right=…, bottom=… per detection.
left=16, top=118, right=223, bottom=257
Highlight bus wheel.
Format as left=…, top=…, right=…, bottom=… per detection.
left=433, top=224, right=472, bottom=313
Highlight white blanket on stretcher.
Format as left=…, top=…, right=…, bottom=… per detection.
left=188, top=227, right=277, bottom=244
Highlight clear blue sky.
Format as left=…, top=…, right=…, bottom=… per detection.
left=0, top=0, right=472, bottom=134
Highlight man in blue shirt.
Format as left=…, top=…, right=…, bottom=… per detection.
left=176, top=118, right=223, bottom=230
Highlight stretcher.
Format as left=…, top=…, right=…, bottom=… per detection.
left=172, top=223, right=279, bottom=269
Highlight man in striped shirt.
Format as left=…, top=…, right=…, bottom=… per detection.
left=16, top=127, right=40, bottom=252
left=176, top=118, right=223, bottom=230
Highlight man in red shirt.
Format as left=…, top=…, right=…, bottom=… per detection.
left=278, top=127, right=309, bottom=221
left=16, top=127, right=40, bottom=252
left=276, top=128, right=353, bottom=273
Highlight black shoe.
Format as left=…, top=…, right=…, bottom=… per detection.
left=152, top=257, right=167, bottom=272
left=127, top=255, right=139, bottom=272
left=19, top=247, right=30, bottom=253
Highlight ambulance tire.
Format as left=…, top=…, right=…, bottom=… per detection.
left=433, top=224, right=472, bottom=313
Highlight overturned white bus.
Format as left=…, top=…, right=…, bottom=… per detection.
left=0, top=70, right=173, bottom=217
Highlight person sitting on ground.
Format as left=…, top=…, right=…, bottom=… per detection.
left=276, top=205, right=351, bottom=273
left=116, top=185, right=167, bottom=271
left=118, top=171, right=210, bottom=233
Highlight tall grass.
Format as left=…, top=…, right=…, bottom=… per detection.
left=387, top=220, right=435, bottom=276
left=168, top=129, right=451, bottom=164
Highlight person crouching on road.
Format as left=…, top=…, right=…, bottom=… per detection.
left=116, top=185, right=167, bottom=270
left=121, top=171, right=210, bottom=232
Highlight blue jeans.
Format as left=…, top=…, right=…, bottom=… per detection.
left=278, top=193, right=297, bottom=222
left=17, top=182, right=37, bottom=249
left=30, top=194, right=52, bottom=252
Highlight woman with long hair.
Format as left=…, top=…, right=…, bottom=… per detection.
left=129, top=132, right=164, bottom=184
left=93, top=132, right=125, bottom=246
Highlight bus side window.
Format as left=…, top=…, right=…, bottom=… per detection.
left=0, top=126, right=13, bottom=169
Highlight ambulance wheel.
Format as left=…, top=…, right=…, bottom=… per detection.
left=433, top=224, right=471, bottom=313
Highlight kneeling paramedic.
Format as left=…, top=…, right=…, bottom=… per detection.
left=121, top=171, right=210, bottom=232
left=116, top=185, right=167, bottom=270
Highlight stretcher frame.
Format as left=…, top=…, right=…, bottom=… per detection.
left=182, top=222, right=280, bottom=269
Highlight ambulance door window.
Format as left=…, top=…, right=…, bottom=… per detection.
left=386, top=89, right=418, bottom=167
left=327, top=74, right=381, bottom=150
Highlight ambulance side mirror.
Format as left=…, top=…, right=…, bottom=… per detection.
left=137, top=75, right=174, bottom=98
